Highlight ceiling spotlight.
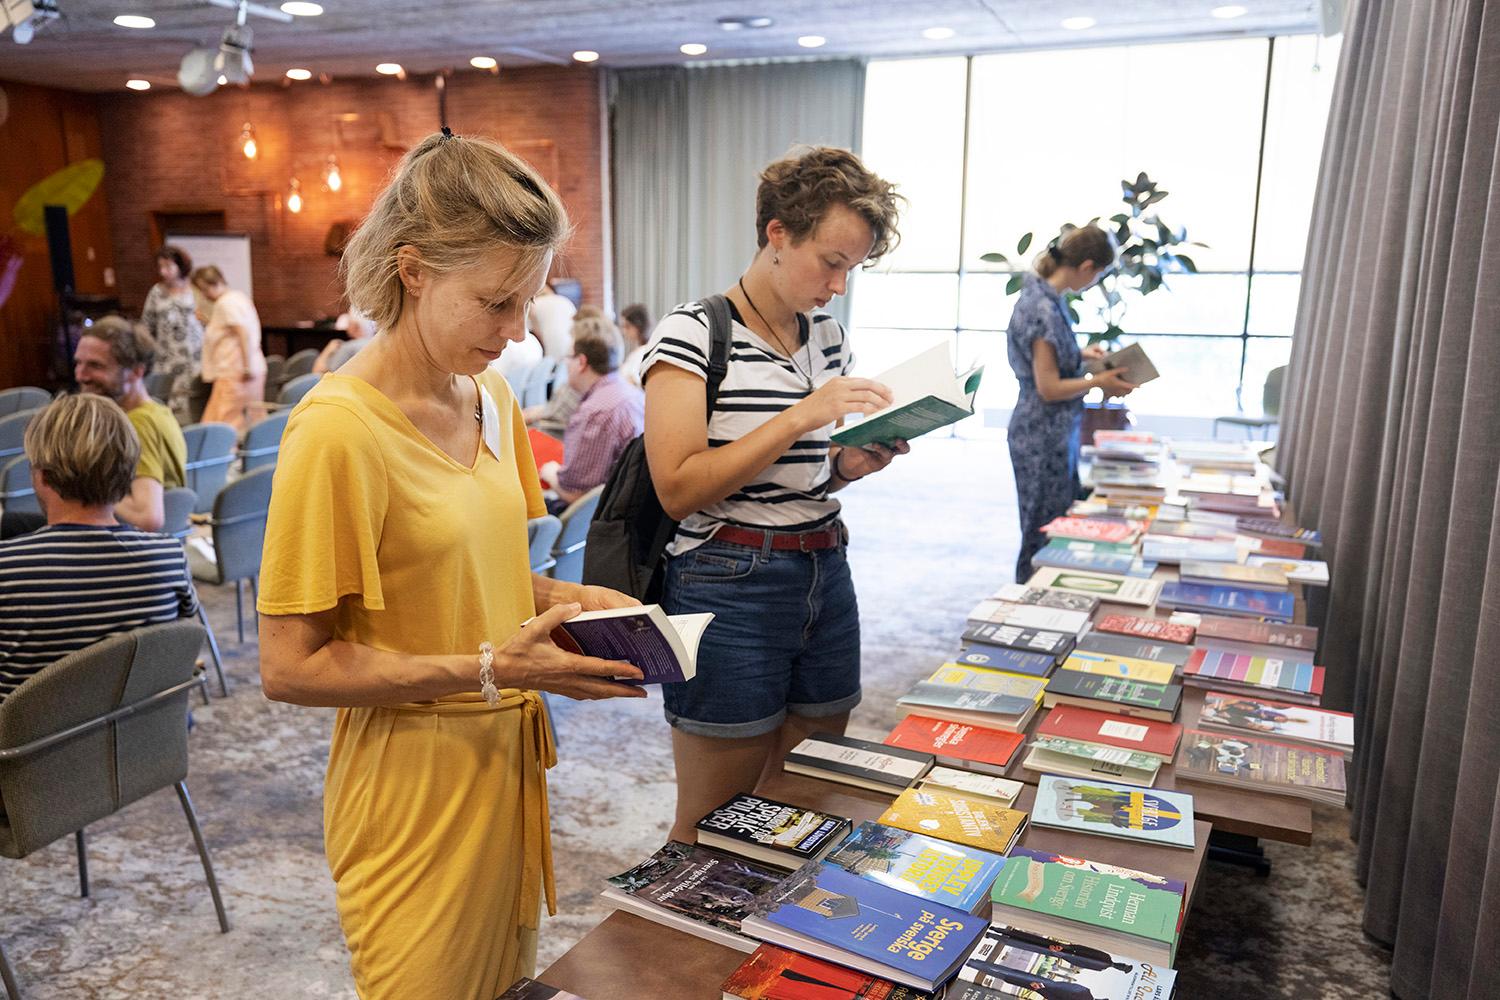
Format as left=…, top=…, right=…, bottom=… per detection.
left=1211, top=4, right=1248, bottom=17
left=376, top=62, right=403, bottom=75
left=717, top=15, right=773, bottom=30
left=280, top=1, right=323, bottom=14
left=218, top=74, right=228, bottom=85
left=285, top=67, right=312, bottom=80
left=239, top=121, right=258, bottom=159
left=286, top=177, right=303, bottom=214
left=572, top=50, right=599, bottom=63
left=921, top=26, right=955, bottom=40
left=469, top=55, right=497, bottom=70
left=215, top=21, right=255, bottom=85
left=113, top=14, right=156, bottom=29
left=679, top=42, right=708, bottom=56
left=797, top=35, right=826, bottom=48
left=126, top=78, right=151, bottom=91
left=324, top=154, right=342, bottom=192
left=1061, top=16, right=1097, bottom=29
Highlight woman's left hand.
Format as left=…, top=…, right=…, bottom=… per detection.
left=1082, top=343, right=1109, bottom=360
left=836, top=441, right=910, bottom=481
left=575, top=585, right=642, bottom=612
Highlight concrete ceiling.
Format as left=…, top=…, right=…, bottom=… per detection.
left=0, top=0, right=1325, bottom=93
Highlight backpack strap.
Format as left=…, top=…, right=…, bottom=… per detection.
left=699, top=294, right=734, bottom=417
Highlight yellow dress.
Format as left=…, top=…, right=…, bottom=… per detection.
left=257, top=370, right=550, bottom=1000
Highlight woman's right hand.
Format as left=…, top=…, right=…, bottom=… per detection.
left=1095, top=367, right=1136, bottom=396
left=793, top=377, right=894, bottom=431
left=497, top=602, right=647, bottom=701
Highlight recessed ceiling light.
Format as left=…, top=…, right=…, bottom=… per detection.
left=679, top=42, right=708, bottom=56
left=280, top=2, right=324, bottom=15
left=285, top=67, right=312, bottom=80
left=797, top=35, right=826, bottom=48
left=126, top=78, right=151, bottom=91
left=1061, top=16, right=1097, bottom=29
left=572, top=50, right=600, bottom=63
left=376, top=63, right=403, bottom=75
left=717, top=15, right=773, bottom=30
left=217, top=74, right=229, bottom=85
left=1211, top=4, right=1248, bottom=17
left=921, top=27, right=955, bottom=41
left=469, top=56, right=498, bottom=70
left=113, top=14, right=155, bottom=29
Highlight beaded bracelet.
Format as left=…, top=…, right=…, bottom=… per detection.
left=478, top=641, right=499, bottom=706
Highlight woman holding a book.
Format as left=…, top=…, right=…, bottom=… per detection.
left=255, top=130, right=646, bottom=1000
left=1007, top=224, right=1136, bottom=582
left=642, top=146, right=907, bottom=843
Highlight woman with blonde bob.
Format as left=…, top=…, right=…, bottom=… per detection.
left=256, top=130, right=645, bottom=1000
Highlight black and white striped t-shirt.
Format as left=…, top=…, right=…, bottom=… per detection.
left=0, top=524, right=199, bottom=702
left=641, top=300, right=853, bottom=555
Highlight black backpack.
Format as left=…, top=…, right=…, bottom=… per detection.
left=581, top=294, right=734, bottom=600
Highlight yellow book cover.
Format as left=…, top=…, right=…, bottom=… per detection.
left=924, top=663, right=1048, bottom=702
left=1061, top=651, right=1177, bottom=686
left=877, top=786, right=1028, bottom=854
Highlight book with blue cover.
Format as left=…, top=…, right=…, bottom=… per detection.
left=1156, top=581, right=1295, bottom=623
left=954, top=642, right=1056, bottom=678
left=552, top=605, right=714, bottom=683
left=742, top=861, right=987, bottom=991
left=825, top=821, right=1007, bottom=914
left=1033, top=540, right=1159, bottom=578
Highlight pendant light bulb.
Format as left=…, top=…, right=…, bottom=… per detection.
left=239, top=122, right=258, bottom=159
left=287, top=177, right=303, bottom=213
left=324, top=154, right=342, bottom=192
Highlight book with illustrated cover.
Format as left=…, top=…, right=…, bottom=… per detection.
left=495, top=980, right=587, bottom=1000
left=1083, top=341, right=1160, bottom=385
left=1025, top=568, right=1163, bottom=608
left=1184, top=647, right=1325, bottom=705
left=1157, top=581, right=1295, bottom=623
left=1043, top=669, right=1182, bottom=723
left=1235, top=517, right=1322, bottom=547
left=720, top=944, right=940, bottom=1000
left=741, top=862, right=986, bottom=991
left=897, top=665, right=1046, bottom=732
left=1022, top=735, right=1162, bottom=787
left=1176, top=730, right=1347, bottom=805
left=1041, top=517, right=1141, bottom=544
left=552, top=605, right=714, bottom=683
left=1031, top=774, right=1196, bottom=849
left=601, top=841, right=786, bottom=952
left=1075, top=632, right=1192, bottom=668
left=963, top=622, right=1076, bottom=661
left=957, top=924, right=1176, bottom=1000
left=696, top=794, right=853, bottom=870
left=1245, top=555, right=1330, bottom=586
left=955, top=642, right=1057, bottom=678
left=826, top=821, right=1008, bottom=914
left=1140, top=537, right=1241, bottom=565
left=917, top=767, right=1024, bottom=807
left=1179, top=560, right=1289, bottom=593
left=884, top=715, right=1025, bottom=776
left=1037, top=705, right=1181, bottom=760
left=968, top=598, right=1022, bottom=627
left=878, top=786, right=1028, bottom=855
left=989, top=847, right=1185, bottom=968
left=1033, top=540, right=1159, bottom=579
left=784, top=733, right=934, bottom=794
left=1144, top=519, right=1228, bottom=541
left=1094, top=614, right=1196, bottom=645
left=1244, top=537, right=1309, bottom=559
left=1060, top=650, right=1177, bottom=687
left=1199, top=692, right=1354, bottom=754
left=832, top=343, right=984, bottom=449
left=1188, top=614, right=1318, bottom=652
left=991, top=583, right=1101, bottom=615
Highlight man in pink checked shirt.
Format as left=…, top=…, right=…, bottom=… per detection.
left=539, top=315, right=645, bottom=513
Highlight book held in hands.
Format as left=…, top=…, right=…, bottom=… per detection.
left=695, top=794, right=853, bottom=869
left=831, top=342, right=984, bottom=448
left=551, top=604, right=713, bottom=683
left=1084, top=340, right=1160, bottom=384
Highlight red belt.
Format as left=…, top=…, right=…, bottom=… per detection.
left=712, top=523, right=844, bottom=552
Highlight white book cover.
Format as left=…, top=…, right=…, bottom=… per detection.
left=1003, top=603, right=1093, bottom=635
left=1246, top=555, right=1331, bottom=585
left=1025, top=567, right=1163, bottom=608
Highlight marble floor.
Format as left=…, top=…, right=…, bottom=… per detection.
left=1, top=434, right=1393, bottom=999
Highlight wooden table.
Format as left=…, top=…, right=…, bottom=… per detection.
left=542, top=769, right=1211, bottom=1000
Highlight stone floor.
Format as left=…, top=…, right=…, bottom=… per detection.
left=2, top=434, right=1393, bottom=998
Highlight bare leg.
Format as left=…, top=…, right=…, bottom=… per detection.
left=758, top=711, right=851, bottom=789
left=669, top=728, right=778, bottom=844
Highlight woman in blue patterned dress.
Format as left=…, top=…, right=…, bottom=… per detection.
left=1006, top=225, right=1135, bottom=582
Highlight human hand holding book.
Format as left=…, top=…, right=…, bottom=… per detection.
left=500, top=601, right=648, bottom=701
left=831, top=343, right=984, bottom=448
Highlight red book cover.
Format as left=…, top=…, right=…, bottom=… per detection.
left=1040, top=516, right=1138, bottom=543
left=1192, top=615, right=1319, bottom=652
left=721, top=943, right=933, bottom=999
left=883, top=715, right=1024, bottom=771
left=1252, top=538, right=1307, bottom=559
left=1095, top=614, right=1196, bottom=645
left=1037, top=704, right=1183, bottom=759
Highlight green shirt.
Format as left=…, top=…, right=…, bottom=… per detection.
left=127, top=399, right=187, bottom=489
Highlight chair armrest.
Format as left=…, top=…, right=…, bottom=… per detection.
left=0, top=675, right=203, bottom=761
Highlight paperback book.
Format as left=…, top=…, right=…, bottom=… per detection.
left=740, top=861, right=987, bottom=991
left=1022, top=736, right=1162, bottom=787
left=1188, top=614, right=1318, bottom=653
left=1041, top=517, right=1141, bottom=545
left=1036, top=705, right=1182, bottom=760
left=1177, top=730, right=1347, bottom=805
left=1140, top=537, right=1241, bottom=565
left=1235, top=517, right=1322, bottom=547
left=1084, top=341, right=1161, bottom=384
left=954, top=642, right=1057, bottom=678
left=602, top=841, right=786, bottom=952
left=1093, top=614, right=1196, bottom=646
left=784, top=733, right=934, bottom=794
left=826, top=821, right=1008, bottom=914
left=1042, top=670, right=1183, bottom=723
left=992, top=583, right=1102, bottom=615
left=832, top=343, right=984, bottom=449
left=1059, top=651, right=1177, bottom=687
left=1245, top=555, right=1330, bottom=586
left=963, top=622, right=1076, bottom=661
left=1184, top=647, right=1325, bottom=705
left=897, top=665, right=1046, bottom=732
left=1178, top=560, right=1290, bottom=593
left=917, top=767, right=1024, bottom=808
left=1025, top=567, right=1163, bottom=608
left=878, top=787, right=1029, bottom=855
left=696, top=794, right=853, bottom=870
left=1031, top=774, right=1196, bottom=849
left=1198, top=691, right=1354, bottom=755
left=1003, top=604, right=1094, bottom=637
left=884, top=715, right=1025, bottom=776
left=552, top=605, right=714, bottom=683
left=1156, top=581, right=1295, bottom=623
left=1033, top=539, right=1159, bottom=579
left=956, top=924, right=1176, bottom=1000
left=720, top=944, right=941, bottom=1000
left=1075, top=632, right=1192, bottom=668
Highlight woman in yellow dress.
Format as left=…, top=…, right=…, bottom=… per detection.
left=257, top=129, right=646, bottom=1000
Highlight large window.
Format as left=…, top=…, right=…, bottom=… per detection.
left=851, top=34, right=1341, bottom=422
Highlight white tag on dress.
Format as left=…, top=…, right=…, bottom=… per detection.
left=480, top=385, right=502, bottom=461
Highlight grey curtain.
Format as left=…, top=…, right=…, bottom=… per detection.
left=609, top=60, right=865, bottom=323
left=1278, top=0, right=1500, bottom=997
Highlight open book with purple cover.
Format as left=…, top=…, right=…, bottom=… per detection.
left=551, top=605, right=713, bottom=683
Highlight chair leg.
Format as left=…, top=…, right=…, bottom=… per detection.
left=175, top=781, right=230, bottom=934
left=0, top=936, right=20, bottom=1000
left=196, top=605, right=229, bottom=697
left=234, top=579, right=245, bottom=644
left=75, top=828, right=89, bottom=898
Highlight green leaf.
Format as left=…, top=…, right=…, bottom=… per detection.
left=980, top=252, right=1009, bottom=263
left=1176, top=253, right=1198, bottom=273
left=1110, top=213, right=1130, bottom=225
left=1135, top=171, right=1150, bottom=189
left=1006, top=274, right=1024, bottom=296
left=1144, top=190, right=1169, bottom=206
left=1115, top=223, right=1132, bottom=245
left=1102, top=323, right=1125, bottom=342
left=1017, top=232, right=1033, bottom=255
left=1067, top=304, right=1080, bottom=324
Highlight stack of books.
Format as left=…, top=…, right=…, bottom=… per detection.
left=1025, top=567, right=1164, bottom=608
left=1178, top=559, right=1290, bottom=593
left=1157, top=580, right=1295, bottom=623
left=1041, top=515, right=1144, bottom=546
left=1176, top=729, right=1348, bottom=805
left=1198, top=691, right=1355, bottom=757
left=824, top=820, right=1008, bottom=915
left=1033, top=536, right=1158, bottom=578
left=721, top=944, right=943, bottom=1000
left=1030, top=774, right=1198, bottom=850
left=694, top=793, right=852, bottom=870
left=896, top=664, right=1047, bottom=732
left=956, top=923, right=1177, bottom=1000
left=1236, top=516, right=1322, bottom=547
left=883, top=715, right=1025, bottom=776
left=1183, top=646, right=1325, bottom=705
left=1042, top=669, right=1183, bottom=723
left=878, top=787, right=1029, bottom=855
left=783, top=733, right=933, bottom=794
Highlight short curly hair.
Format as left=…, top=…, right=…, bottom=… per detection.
left=755, top=146, right=903, bottom=266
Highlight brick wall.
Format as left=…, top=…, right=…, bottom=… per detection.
left=95, top=66, right=608, bottom=327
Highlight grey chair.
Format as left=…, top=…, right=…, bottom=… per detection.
left=527, top=515, right=562, bottom=574
left=275, top=373, right=320, bottom=409
left=283, top=348, right=320, bottom=379
left=240, top=410, right=290, bottom=473
left=144, top=371, right=177, bottom=403
left=0, top=457, right=38, bottom=517
left=192, top=466, right=275, bottom=644
left=550, top=485, right=603, bottom=583
left=262, top=354, right=286, bottom=403
left=181, top=423, right=238, bottom=515
left=1214, top=365, right=1286, bottom=440
left=0, top=388, right=49, bottom=419
left=162, top=487, right=227, bottom=699
left=516, top=360, right=552, bottom=410
left=0, top=410, right=39, bottom=466
left=0, top=620, right=230, bottom=999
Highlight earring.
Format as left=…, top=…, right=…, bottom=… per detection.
left=773, top=252, right=781, bottom=266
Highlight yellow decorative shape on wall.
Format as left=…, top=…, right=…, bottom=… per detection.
left=12, top=159, right=106, bottom=235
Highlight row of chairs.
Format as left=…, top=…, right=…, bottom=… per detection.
left=526, top=485, right=601, bottom=582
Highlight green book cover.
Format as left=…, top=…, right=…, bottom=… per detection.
left=831, top=344, right=983, bottom=448
left=989, top=847, right=1184, bottom=948
left=831, top=390, right=976, bottom=448
left=1029, top=735, right=1164, bottom=773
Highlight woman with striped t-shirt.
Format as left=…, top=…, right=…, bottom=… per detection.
left=642, top=147, right=907, bottom=842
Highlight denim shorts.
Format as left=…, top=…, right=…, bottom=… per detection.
left=660, top=531, right=863, bottom=739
